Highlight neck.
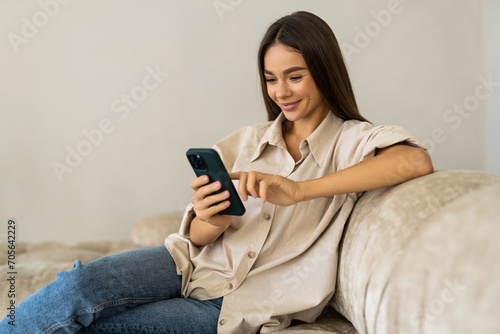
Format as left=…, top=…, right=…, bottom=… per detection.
left=283, top=109, right=330, bottom=140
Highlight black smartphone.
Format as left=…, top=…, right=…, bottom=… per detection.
left=186, top=148, right=246, bottom=216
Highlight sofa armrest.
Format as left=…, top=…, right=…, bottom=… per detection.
left=331, top=170, right=500, bottom=334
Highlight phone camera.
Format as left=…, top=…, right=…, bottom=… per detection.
left=188, top=154, right=207, bottom=170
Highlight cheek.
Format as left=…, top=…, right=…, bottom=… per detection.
left=299, top=82, right=316, bottom=98
left=266, top=86, right=275, bottom=99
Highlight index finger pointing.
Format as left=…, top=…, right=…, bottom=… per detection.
left=229, top=172, right=241, bottom=180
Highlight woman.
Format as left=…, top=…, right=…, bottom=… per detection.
left=1, top=11, right=433, bottom=333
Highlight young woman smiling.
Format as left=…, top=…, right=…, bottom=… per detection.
left=1, top=11, right=433, bottom=334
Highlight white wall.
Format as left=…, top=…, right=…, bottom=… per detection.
left=0, top=0, right=496, bottom=242
left=484, top=0, right=500, bottom=175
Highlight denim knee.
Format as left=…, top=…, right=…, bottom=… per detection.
left=53, top=260, right=86, bottom=293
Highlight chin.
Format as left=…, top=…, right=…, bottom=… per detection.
left=282, top=111, right=304, bottom=123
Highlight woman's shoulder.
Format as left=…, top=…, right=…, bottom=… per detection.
left=335, top=119, right=376, bottom=139
left=217, top=120, right=273, bottom=146
left=213, top=120, right=273, bottom=168
left=339, top=119, right=414, bottom=138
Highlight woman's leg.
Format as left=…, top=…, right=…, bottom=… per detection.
left=0, top=245, right=183, bottom=334
left=82, top=297, right=223, bottom=333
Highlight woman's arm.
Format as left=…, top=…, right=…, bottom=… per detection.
left=301, top=144, right=433, bottom=200
left=190, top=215, right=231, bottom=246
left=234, top=145, right=433, bottom=205
left=189, top=145, right=432, bottom=244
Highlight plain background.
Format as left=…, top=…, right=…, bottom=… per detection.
left=1, top=0, right=499, bottom=242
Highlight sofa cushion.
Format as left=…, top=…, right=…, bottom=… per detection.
left=132, top=212, right=183, bottom=247
left=0, top=240, right=138, bottom=318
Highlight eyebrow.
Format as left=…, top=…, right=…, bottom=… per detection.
left=264, top=66, right=307, bottom=76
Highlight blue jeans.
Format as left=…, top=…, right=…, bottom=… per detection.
left=0, top=245, right=222, bottom=333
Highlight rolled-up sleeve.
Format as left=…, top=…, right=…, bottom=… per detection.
left=338, top=122, right=426, bottom=168
left=178, top=203, right=196, bottom=237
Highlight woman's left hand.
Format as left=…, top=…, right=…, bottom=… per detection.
left=230, top=171, right=305, bottom=206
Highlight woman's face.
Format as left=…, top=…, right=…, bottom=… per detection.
left=263, top=43, right=329, bottom=126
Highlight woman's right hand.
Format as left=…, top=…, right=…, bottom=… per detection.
left=189, top=176, right=232, bottom=246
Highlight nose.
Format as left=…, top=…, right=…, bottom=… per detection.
left=275, top=81, right=291, bottom=100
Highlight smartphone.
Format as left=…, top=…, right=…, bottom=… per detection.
left=186, top=148, right=246, bottom=216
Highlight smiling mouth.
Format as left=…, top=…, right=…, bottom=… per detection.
left=280, top=100, right=301, bottom=111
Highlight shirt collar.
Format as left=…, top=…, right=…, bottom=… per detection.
left=250, top=111, right=344, bottom=167
left=306, top=111, right=343, bottom=168
left=250, top=113, right=288, bottom=162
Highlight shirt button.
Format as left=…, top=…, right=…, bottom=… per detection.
left=263, top=213, right=271, bottom=220
left=247, top=251, right=256, bottom=258
left=226, top=283, right=233, bottom=290
left=219, top=319, right=227, bottom=326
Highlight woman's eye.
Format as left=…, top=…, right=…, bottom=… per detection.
left=290, top=76, right=303, bottom=81
left=265, top=77, right=276, bottom=83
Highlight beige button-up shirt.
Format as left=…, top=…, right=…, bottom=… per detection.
left=165, top=111, right=422, bottom=333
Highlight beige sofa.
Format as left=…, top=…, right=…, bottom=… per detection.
left=1, top=170, right=500, bottom=333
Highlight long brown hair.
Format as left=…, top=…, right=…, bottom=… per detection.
left=258, top=11, right=368, bottom=122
